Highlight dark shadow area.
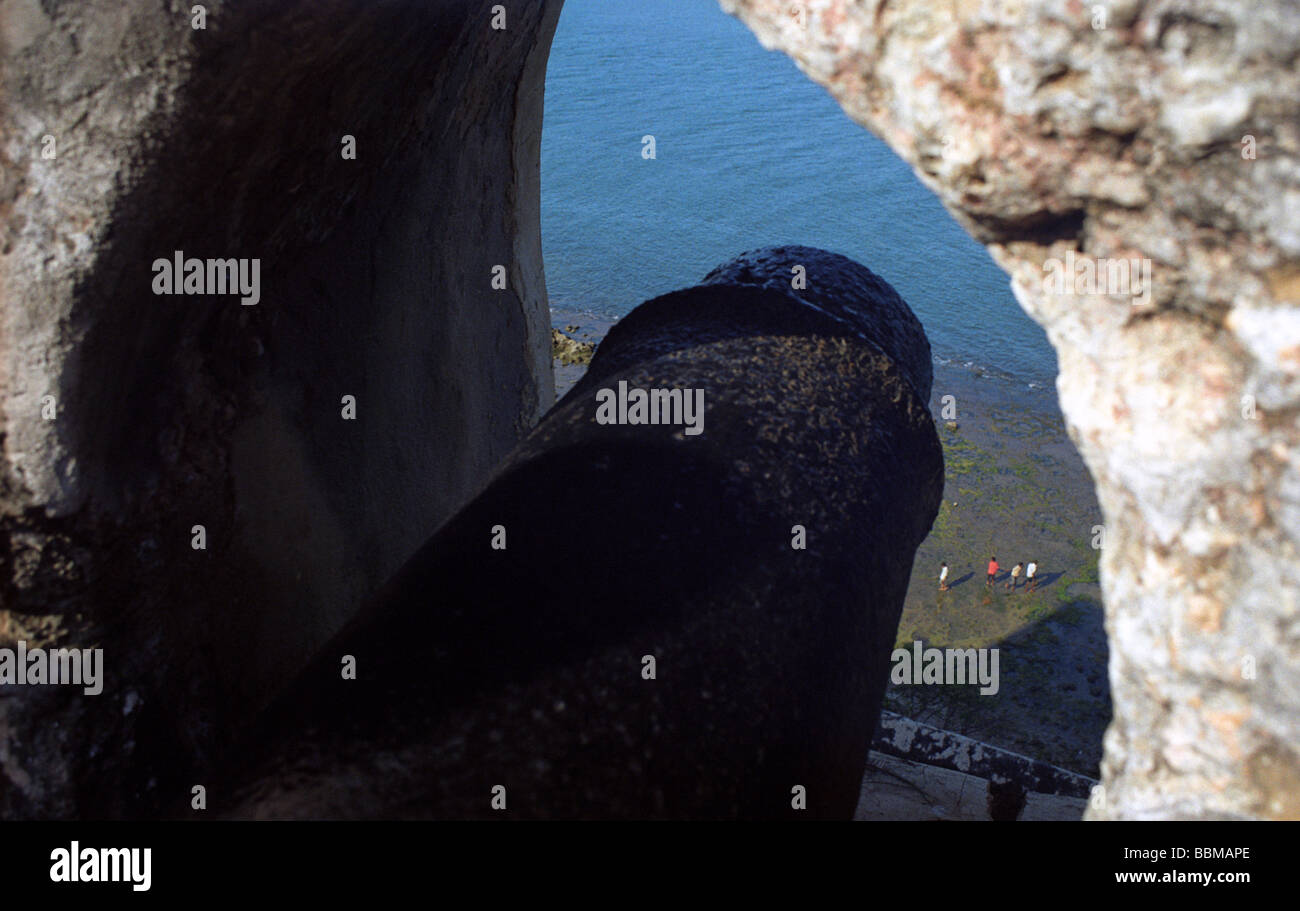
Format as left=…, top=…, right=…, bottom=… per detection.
left=886, top=593, right=1109, bottom=779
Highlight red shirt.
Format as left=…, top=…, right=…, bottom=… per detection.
left=987, top=560, right=999, bottom=575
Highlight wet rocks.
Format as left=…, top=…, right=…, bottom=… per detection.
left=551, top=328, right=595, bottom=366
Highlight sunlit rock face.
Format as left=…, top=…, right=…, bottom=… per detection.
left=720, top=0, right=1300, bottom=818
left=0, top=0, right=560, bottom=818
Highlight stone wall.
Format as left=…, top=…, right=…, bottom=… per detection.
left=720, top=0, right=1300, bottom=818
left=0, top=0, right=560, bottom=818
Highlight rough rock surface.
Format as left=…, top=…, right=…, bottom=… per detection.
left=551, top=328, right=595, bottom=366
left=0, top=0, right=559, bottom=818
left=720, top=0, right=1300, bottom=817
left=218, top=250, right=943, bottom=819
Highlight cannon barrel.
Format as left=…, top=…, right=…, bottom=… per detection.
left=219, top=246, right=944, bottom=819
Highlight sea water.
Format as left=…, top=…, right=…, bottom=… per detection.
left=542, top=0, right=1058, bottom=388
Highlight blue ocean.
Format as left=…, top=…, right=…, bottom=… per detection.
left=541, top=0, right=1058, bottom=387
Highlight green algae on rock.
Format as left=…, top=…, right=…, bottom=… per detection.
left=551, top=328, right=595, bottom=367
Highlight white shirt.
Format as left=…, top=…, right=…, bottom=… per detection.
left=1026, top=562, right=1037, bottom=577
left=939, top=566, right=948, bottom=582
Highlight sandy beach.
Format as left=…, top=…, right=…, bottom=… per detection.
left=552, top=307, right=1109, bottom=780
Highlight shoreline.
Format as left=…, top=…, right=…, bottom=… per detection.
left=550, top=306, right=1109, bottom=779
left=549, top=304, right=1060, bottom=396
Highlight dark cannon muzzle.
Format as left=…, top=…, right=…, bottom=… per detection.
left=220, top=246, right=943, bottom=819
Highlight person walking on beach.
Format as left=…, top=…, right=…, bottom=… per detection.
left=1026, top=560, right=1038, bottom=592
left=1007, top=562, right=1023, bottom=592
left=986, top=556, right=999, bottom=588
left=939, top=562, right=949, bottom=591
